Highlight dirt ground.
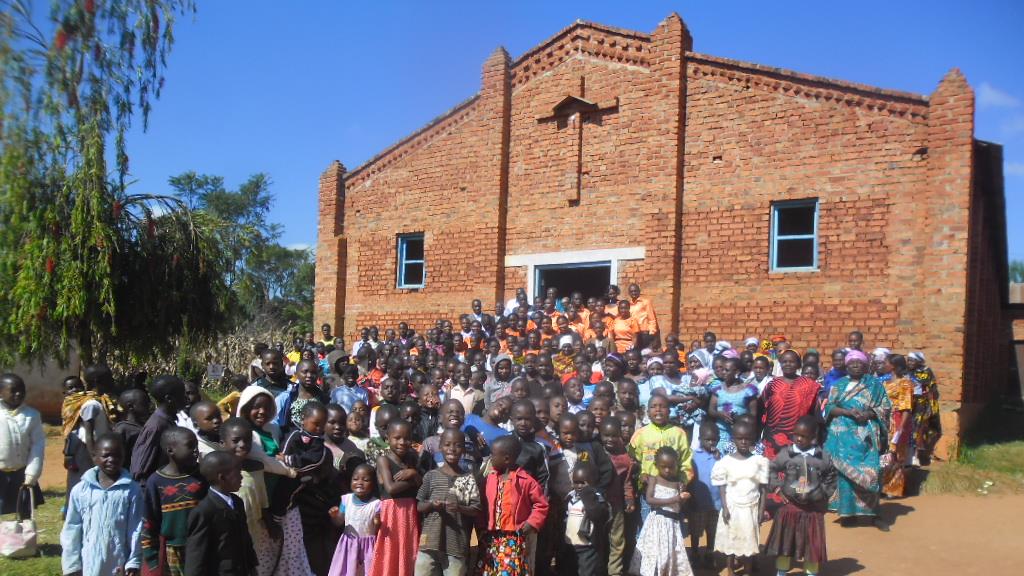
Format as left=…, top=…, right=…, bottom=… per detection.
left=37, top=440, right=1024, bottom=575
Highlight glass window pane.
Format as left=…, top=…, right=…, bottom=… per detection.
left=777, top=205, right=815, bottom=236
left=403, top=237, right=424, bottom=261
left=403, top=263, right=424, bottom=286
left=776, top=238, right=815, bottom=268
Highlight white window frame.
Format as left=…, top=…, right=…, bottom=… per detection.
left=397, top=233, right=425, bottom=289
left=770, top=199, right=819, bottom=272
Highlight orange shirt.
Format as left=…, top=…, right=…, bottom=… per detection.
left=567, top=318, right=587, bottom=335
left=605, top=302, right=620, bottom=318
left=610, top=316, right=641, bottom=352
left=579, top=309, right=591, bottom=329
left=629, top=297, right=659, bottom=335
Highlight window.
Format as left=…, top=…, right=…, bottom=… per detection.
left=397, top=233, right=425, bottom=288
left=770, top=200, right=818, bottom=271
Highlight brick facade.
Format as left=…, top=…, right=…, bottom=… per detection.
left=316, top=14, right=1009, bottom=455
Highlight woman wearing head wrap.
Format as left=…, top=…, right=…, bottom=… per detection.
left=823, top=350, right=892, bottom=530
left=906, top=352, right=941, bottom=465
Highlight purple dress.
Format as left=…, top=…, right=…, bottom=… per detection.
left=328, top=493, right=380, bottom=576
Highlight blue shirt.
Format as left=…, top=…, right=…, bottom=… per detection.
left=690, top=448, right=722, bottom=511
left=462, top=414, right=509, bottom=456
left=330, top=385, right=370, bottom=413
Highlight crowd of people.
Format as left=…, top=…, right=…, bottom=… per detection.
left=0, top=282, right=944, bottom=576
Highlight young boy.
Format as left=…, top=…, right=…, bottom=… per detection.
left=0, top=373, right=45, bottom=517
left=416, top=383, right=442, bottom=442
left=415, top=429, right=482, bottom=576
left=510, top=400, right=550, bottom=493
left=141, top=427, right=207, bottom=575
left=184, top=451, right=258, bottom=576
left=477, top=435, right=549, bottom=576
left=628, top=395, right=692, bottom=522
left=61, top=433, right=144, bottom=576
left=689, top=421, right=723, bottom=568
left=114, top=388, right=150, bottom=472
left=131, top=375, right=187, bottom=486
left=564, top=377, right=586, bottom=415
left=560, top=464, right=610, bottom=576
left=189, top=400, right=223, bottom=455
left=600, top=417, right=636, bottom=576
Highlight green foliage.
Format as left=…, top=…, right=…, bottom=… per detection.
left=1010, top=260, right=1024, bottom=284
left=0, top=1, right=234, bottom=367
left=168, top=170, right=314, bottom=331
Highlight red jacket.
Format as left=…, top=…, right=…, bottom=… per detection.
left=477, top=468, right=549, bottom=533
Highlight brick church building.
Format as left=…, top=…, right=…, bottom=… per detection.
left=316, top=14, right=1009, bottom=454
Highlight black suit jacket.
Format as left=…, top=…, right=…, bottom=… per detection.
left=185, top=491, right=258, bottom=576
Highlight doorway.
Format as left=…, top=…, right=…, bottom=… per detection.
left=534, top=262, right=611, bottom=303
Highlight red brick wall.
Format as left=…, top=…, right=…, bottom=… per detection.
left=316, top=15, right=993, bottom=414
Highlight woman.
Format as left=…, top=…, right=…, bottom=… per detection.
left=610, top=300, right=642, bottom=352
left=881, top=354, right=914, bottom=498
left=761, top=350, right=821, bottom=459
left=907, top=351, right=942, bottom=465
left=823, top=350, right=892, bottom=530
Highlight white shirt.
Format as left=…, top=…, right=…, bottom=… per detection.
left=209, top=487, right=234, bottom=509
left=0, top=403, right=45, bottom=484
left=74, top=399, right=109, bottom=444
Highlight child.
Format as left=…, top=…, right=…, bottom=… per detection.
left=421, top=399, right=481, bottom=471
left=372, top=420, right=426, bottom=576
left=331, top=364, right=370, bottom=413
left=63, top=367, right=116, bottom=497
left=142, top=427, right=207, bottom=575
left=711, top=420, right=769, bottom=576
left=463, top=396, right=511, bottom=456
left=0, top=373, right=45, bottom=518
left=114, top=388, right=150, bottom=472
left=216, top=374, right=249, bottom=420
left=475, top=435, right=549, bottom=576
left=560, top=464, right=610, bottom=576
left=415, top=429, right=482, bottom=575
left=347, top=407, right=371, bottom=453
left=447, top=362, right=484, bottom=417
left=510, top=400, right=550, bottom=493
left=366, top=404, right=399, bottom=464
left=600, top=417, right=636, bottom=576
left=628, top=395, right=692, bottom=523
left=175, top=380, right=203, bottom=431
left=564, top=377, right=586, bottom=415
left=325, top=403, right=367, bottom=489
left=132, top=375, right=187, bottom=485
left=328, top=464, right=381, bottom=576
left=219, top=417, right=274, bottom=576
left=61, top=433, right=144, bottom=576
left=765, top=417, right=835, bottom=576
left=190, top=400, right=223, bottom=455
left=416, top=383, right=442, bottom=442
left=184, top=451, right=258, bottom=576
left=629, top=446, right=693, bottom=576
left=688, top=421, right=722, bottom=569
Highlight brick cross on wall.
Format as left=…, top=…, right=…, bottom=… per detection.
left=537, top=76, right=619, bottom=206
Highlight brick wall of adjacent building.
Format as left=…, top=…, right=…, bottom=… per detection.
left=315, top=13, right=1007, bottom=452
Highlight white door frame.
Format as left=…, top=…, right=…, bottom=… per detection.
left=504, top=246, right=646, bottom=301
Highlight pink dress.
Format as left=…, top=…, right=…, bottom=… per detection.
left=328, top=493, right=380, bottom=576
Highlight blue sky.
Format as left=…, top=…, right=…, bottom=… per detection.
left=123, top=1, right=1024, bottom=257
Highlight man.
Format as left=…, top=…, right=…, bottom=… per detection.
left=470, top=299, right=495, bottom=336
left=847, top=330, right=865, bottom=352
left=319, top=323, right=334, bottom=345
left=627, top=283, right=659, bottom=350
left=505, top=287, right=531, bottom=316
left=351, top=327, right=371, bottom=357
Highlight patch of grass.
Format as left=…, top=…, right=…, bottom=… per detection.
left=922, top=397, right=1024, bottom=495
left=0, top=489, right=65, bottom=575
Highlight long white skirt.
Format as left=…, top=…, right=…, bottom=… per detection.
left=714, top=500, right=761, bottom=557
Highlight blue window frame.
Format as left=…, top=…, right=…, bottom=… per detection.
left=770, top=199, right=819, bottom=272
left=397, top=233, right=425, bottom=288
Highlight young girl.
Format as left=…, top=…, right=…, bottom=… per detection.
left=328, top=464, right=381, bottom=576
left=708, top=358, right=759, bottom=454
left=0, top=373, right=45, bottom=518
left=712, top=420, right=769, bottom=576
left=766, top=417, right=835, bottom=576
left=630, top=446, right=694, bottom=576
left=372, top=420, right=425, bottom=576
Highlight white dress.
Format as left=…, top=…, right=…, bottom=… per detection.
left=711, top=454, right=770, bottom=556
left=629, top=482, right=694, bottom=576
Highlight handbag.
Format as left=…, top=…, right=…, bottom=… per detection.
left=0, top=486, right=37, bottom=558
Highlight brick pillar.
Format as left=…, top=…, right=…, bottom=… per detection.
left=649, top=13, right=693, bottom=337
left=479, top=47, right=512, bottom=307
left=315, top=160, right=347, bottom=337
left=926, top=68, right=975, bottom=456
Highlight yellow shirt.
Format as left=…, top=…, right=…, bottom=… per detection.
left=628, top=423, right=693, bottom=482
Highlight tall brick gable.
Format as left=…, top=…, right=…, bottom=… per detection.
left=316, top=15, right=1008, bottom=456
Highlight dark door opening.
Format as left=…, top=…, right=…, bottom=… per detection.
left=535, top=262, right=611, bottom=303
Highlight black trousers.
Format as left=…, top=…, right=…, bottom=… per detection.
left=559, top=543, right=607, bottom=576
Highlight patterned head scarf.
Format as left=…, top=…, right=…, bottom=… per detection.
left=844, top=349, right=869, bottom=365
